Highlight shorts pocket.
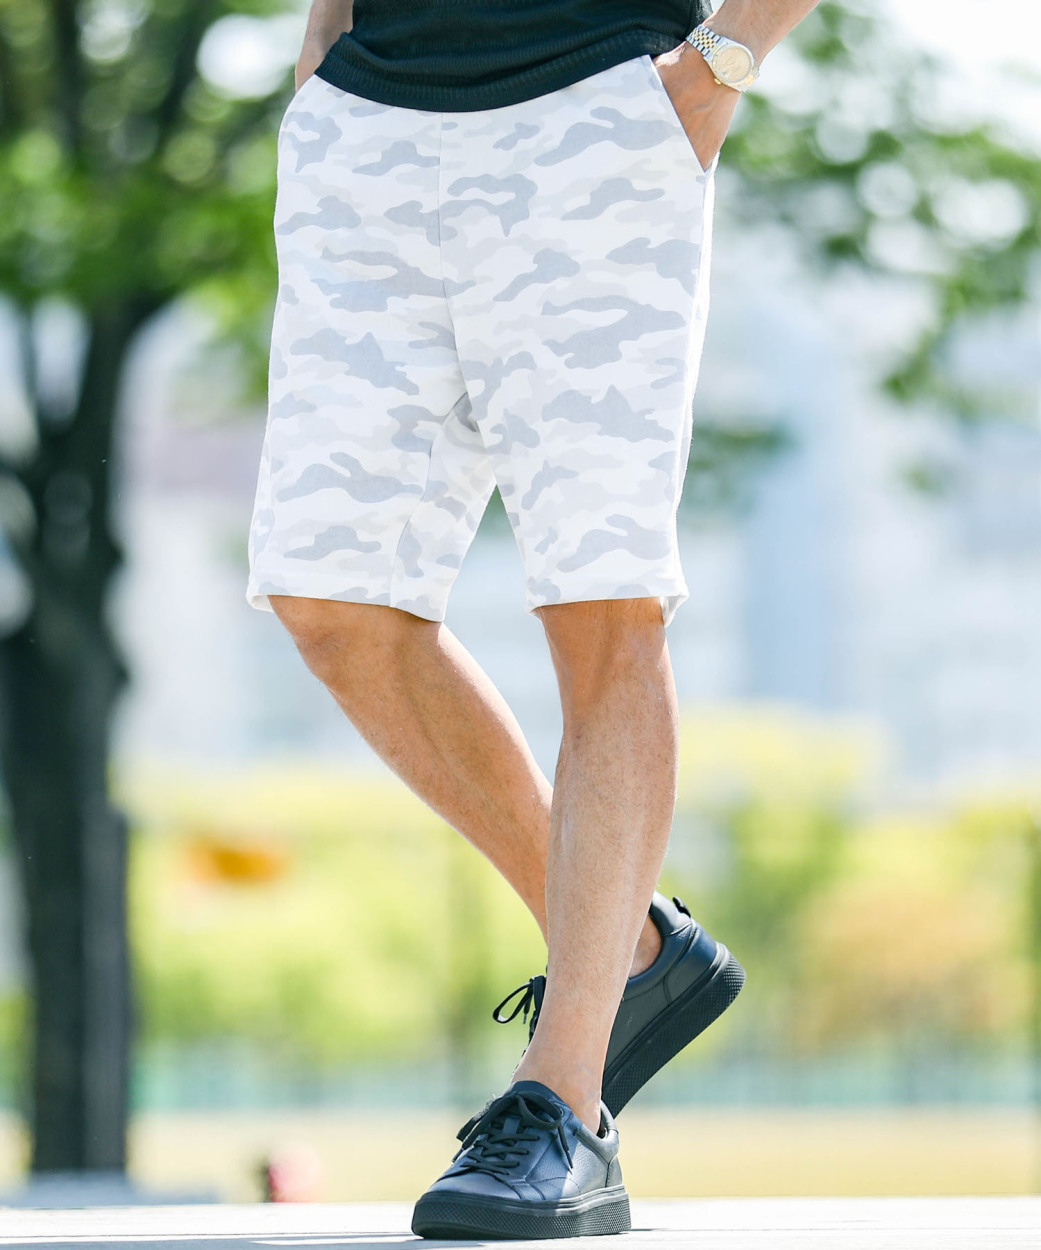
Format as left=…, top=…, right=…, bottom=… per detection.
left=640, top=53, right=717, bottom=179
left=278, top=72, right=328, bottom=136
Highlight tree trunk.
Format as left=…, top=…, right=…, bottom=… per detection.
left=2, top=631, right=131, bottom=1170
left=0, top=305, right=142, bottom=1172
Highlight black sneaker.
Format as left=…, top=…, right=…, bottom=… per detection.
left=411, top=1079, right=630, bottom=1240
left=492, top=893, right=745, bottom=1116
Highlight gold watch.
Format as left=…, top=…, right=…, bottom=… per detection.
left=684, top=24, right=760, bottom=92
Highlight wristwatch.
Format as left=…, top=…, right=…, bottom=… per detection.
left=684, top=23, right=760, bottom=92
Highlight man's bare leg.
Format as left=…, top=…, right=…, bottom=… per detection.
left=268, top=595, right=663, bottom=971
left=510, top=598, right=678, bottom=1131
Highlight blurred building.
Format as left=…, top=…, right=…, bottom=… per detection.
left=707, top=228, right=1041, bottom=792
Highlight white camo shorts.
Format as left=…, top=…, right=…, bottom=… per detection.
left=246, top=52, right=717, bottom=627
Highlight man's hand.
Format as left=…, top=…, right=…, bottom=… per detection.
left=650, top=41, right=741, bottom=174
left=296, top=0, right=353, bottom=91
left=653, top=0, right=824, bottom=169
left=296, top=41, right=330, bottom=92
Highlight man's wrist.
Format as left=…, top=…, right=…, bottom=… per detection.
left=296, top=34, right=338, bottom=88
left=700, top=23, right=769, bottom=70
left=701, top=0, right=827, bottom=66
left=683, top=26, right=759, bottom=94
left=675, top=40, right=734, bottom=98
left=700, top=0, right=772, bottom=66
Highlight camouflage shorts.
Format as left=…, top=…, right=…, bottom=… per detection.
left=246, top=53, right=717, bottom=626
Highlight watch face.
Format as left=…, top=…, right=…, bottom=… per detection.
left=714, top=45, right=754, bottom=83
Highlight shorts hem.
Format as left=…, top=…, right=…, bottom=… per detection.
left=245, top=574, right=448, bottom=623
left=524, top=581, right=689, bottom=629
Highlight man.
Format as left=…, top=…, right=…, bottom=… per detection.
left=246, top=0, right=820, bottom=1238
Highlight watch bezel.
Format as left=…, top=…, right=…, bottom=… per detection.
left=686, top=24, right=760, bottom=91
left=710, top=44, right=756, bottom=86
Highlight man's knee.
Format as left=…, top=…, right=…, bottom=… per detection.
left=539, top=597, right=667, bottom=687
left=268, top=595, right=428, bottom=681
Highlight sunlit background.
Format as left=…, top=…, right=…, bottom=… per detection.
left=1, top=0, right=1040, bottom=1205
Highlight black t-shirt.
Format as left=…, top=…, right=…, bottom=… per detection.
left=315, top=0, right=711, bottom=112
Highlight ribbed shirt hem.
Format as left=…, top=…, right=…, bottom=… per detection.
left=315, top=29, right=682, bottom=113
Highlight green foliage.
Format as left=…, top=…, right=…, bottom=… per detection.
left=0, top=0, right=284, bottom=317
left=118, top=712, right=1041, bottom=1073
left=0, top=990, right=27, bottom=1107
left=724, top=1, right=1041, bottom=424
left=123, top=765, right=545, bottom=1068
left=661, top=707, right=883, bottom=1047
left=682, top=419, right=795, bottom=519
left=660, top=708, right=1037, bottom=1061
left=788, top=810, right=1029, bottom=1052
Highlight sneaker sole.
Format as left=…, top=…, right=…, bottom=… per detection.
left=411, top=1185, right=631, bottom=1239
left=601, top=945, right=746, bottom=1116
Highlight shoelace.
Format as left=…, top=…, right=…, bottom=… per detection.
left=491, top=974, right=546, bottom=1043
left=452, top=1089, right=573, bottom=1177
left=490, top=896, right=691, bottom=1043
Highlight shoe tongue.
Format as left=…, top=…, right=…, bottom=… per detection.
left=506, top=1079, right=571, bottom=1116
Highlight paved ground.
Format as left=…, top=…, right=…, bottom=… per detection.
left=0, top=1198, right=1039, bottom=1249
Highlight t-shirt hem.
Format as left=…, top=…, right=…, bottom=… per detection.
left=315, top=30, right=682, bottom=112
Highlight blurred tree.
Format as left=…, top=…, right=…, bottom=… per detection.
left=666, top=707, right=883, bottom=1040
left=0, top=0, right=1039, bottom=1176
left=722, top=0, right=1041, bottom=425
left=688, top=0, right=1041, bottom=514
left=0, top=0, right=286, bottom=1173
left=667, top=720, right=1040, bottom=1091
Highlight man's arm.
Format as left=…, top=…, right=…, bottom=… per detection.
left=654, top=0, right=823, bottom=172
left=296, top=0, right=354, bottom=90
left=702, top=0, right=823, bottom=66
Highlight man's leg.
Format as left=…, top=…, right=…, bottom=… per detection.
left=268, top=594, right=664, bottom=969
left=511, top=598, right=677, bottom=1132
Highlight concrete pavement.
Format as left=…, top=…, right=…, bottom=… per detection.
left=0, top=1197, right=1039, bottom=1249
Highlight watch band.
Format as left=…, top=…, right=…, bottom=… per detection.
left=684, top=23, right=760, bottom=92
